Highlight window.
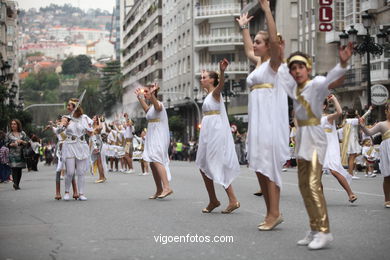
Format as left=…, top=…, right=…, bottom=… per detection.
left=291, top=3, right=298, bottom=18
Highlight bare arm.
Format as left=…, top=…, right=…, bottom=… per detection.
left=212, top=59, right=229, bottom=102
left=236, top=13, right=259, bottom=65
left=328, top=43, right=353, bottom=89
left=135, top=88, right=150, bottom=113
left=361, top=106, right=373, bottom=119
left=327, top=95, right=343, bottom=124
left=149, top=83, right=162, bottom=112
left=359, top=120, right=384, bottom=136
left=259, top=0, right=280, bottom=71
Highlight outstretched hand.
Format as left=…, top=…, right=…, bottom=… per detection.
left=235, top=13, right=253, bottom=27
left=258, top=0, right=270, bottom=11
left=134, top=88, right=145, bottom=98
left=339, top=42, right=354, bottom=67
left=219, top=58, right=229, bottom=72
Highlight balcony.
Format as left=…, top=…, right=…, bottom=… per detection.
left=195, top=33, right=243, bottom=49
left=123, top=62, right=162, bottom=89
left=195, top=62, right=249, bottom=75
left=194, top=3, right=241, bottom=23
left=361, top=0, right=379, bottom=12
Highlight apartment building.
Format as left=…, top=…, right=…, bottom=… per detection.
left=0, top=0, right=21, bottom=105
left=162, top=0, right=195, bottom=139
left=194, top=0, right=249, bottom=117
left=121, top=0, right=163, bottom=117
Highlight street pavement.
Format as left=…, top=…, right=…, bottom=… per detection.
left=0, top=160, right=389, bottom=260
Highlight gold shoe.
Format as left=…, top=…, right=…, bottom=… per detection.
left=384, top=201, right=390, bottom=208
left=202, top=201, right=221, bottom=213
left=258, top=215, right=284, bottom=231
left=221, top=202, right=240, bottom=214
left=157, top=190, right=173, bottom=199
left=257, top=220, right=266, bottom=227
left=95, top=179, right=104, bottom=183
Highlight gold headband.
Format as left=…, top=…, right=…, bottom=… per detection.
left=288, top=55, right=312, bottom=69
left=68, top=100, right=77, bottom=105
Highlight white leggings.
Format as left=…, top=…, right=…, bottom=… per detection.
left=65, top=158, right=88, bottom=195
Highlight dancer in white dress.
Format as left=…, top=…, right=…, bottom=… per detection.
left=196, top=59, right=241, bottom=214
left=236, top=0, right=289, bottom=230
left=321, top=95, right=356, bottom=203
left=276, top=43, right=353, bottom=249
left=90, top=115, right=107, bottom=183
left=57, top=98, right=94, bottom=201
left=135, top=83, right=172, bottom=199
left=46, top=117, right=78, bottom=200
left=359, top=102, right=390, bottom=208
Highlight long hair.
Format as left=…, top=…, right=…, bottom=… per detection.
left=10, top=119, right=22, bottom=132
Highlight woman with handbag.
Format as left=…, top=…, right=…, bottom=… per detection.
left=6, top=119, right=30, bottom=190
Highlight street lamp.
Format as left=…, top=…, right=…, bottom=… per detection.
left=339, top=11, right=388, bottom=107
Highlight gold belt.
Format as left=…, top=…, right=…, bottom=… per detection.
left=67, top=135, right=85, bottom=141
left=297, top=118, right=321, bottom=127
left=250, top=83, right=273, bottom=92
left=324, top=128, right=332, bottom=133
left=383, top=130, right=390, bottom=141
left=148, top=118, right=160, bottom=123
left=203, top=110, right=220, bottom=116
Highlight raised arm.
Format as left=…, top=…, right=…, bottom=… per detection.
left=135, top=88, right=150, bottom=113
left=149, top=83, right=162, bottom=112
left=359, top=119, right=385, bottom=136
left=212, top=59, right=228, bottom=102
left=326, top=94, right=343, bottom=124
left=236, top=13, right=259, bottom=65
left=328, top=43, right=353, bottom=89
left=361, top=106, right=373, bottom=119
left=258, top=0, right=280, bottom=71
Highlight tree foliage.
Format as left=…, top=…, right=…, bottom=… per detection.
left=62, top=55, right=92, bottom=75
left=169, top=115, right=185, bottom=140
left=100, top=61, right=123, bottom=116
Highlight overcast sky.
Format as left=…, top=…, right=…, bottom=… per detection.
left=18, top=0, right=116, bottom=12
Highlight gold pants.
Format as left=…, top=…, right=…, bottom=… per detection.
left=297, top=151, right=330, bottom=233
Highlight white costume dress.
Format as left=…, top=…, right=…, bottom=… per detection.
left=52, top=126, right=67, bottom=172
left=196, top=93, right=240, bottom=189
left=59, top=114, right=93, bottom=195
left=277, top=63, right=348, bottom=164
left=143, top=102, right=171, bottom=181
left=345, top=118, right=361, bottom=154
left=246, top=60, right=289, bottom=187
left=361, top=123, right=390, bottom=177
left=321, top=116, right=352, bottom=184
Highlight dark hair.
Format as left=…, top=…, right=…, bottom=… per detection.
left=31, top=134, right=40, bottom=142
left=207, top=71, right=219, bottom=87
left=346, top=108, right=356, bottom=118
left=0, top=130, right=5, bottom=140
left=10, top=119, right=22, bottom=132
left=287, top=51, right=311, bottom=69
left=323, top=99, right=329, bottom=108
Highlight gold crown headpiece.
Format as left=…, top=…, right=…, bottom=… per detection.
left=287, top=55, right=312, bottom=69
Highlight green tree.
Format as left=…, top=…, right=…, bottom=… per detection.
left=100, top=61, right=123, bottom=116
left=76, top=55, right=92, bottom=74
left=169, top=115, right=185, bottom=140
left=62, top=57, right=79, bottom=75
left=78, top=77, right=103, bottom=116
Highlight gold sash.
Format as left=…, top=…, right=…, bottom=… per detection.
left=295, top=80, right=320, bottom=127
left=148, top=118, right=160, bottom=123
left=324, top=128, right=332, bottom=133
left=203, top=110, right=220, bottom=116
left=383, top=130, right=390, bottom=141
left=60, top=132, right=67, bottom=141
left=250, top=83, right=273, bottom=92
left=340, top=123, right=351, bottom=166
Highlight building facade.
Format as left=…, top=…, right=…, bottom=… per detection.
left=121, top=0, right=163, bottom=118
left=0, top=0, right=21, bottom=107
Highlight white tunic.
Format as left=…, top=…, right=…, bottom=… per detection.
left=143, top=102, right=171, bottom=181
left=61, top=114, right=93, bottom=163
left=321, top=116, right=352, bottom=184
left=196, top=93, right=240, bottom=189
left=345, top=118, right=361, bottom=154
left=277, top=63, right=348, bottom=164
left=246, top=60, right=290, bottom=188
